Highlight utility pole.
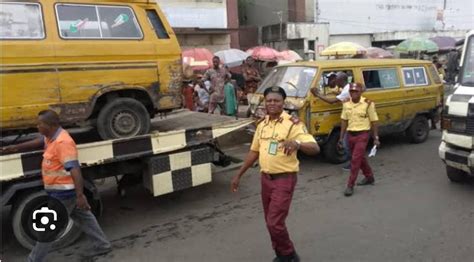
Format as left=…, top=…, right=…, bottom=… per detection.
left=443, top=0, right=447, bottom=30
left=274, top=11, right=283, bottom=41
left=315, top=0, right=319, bottom=23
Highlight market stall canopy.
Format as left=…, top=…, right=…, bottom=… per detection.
left=215, top=49, right=250, bottom=68
left=395, top=37, right=439, bottom=53
left=320, top=42, right=367, bottom=56
left=277, top=50, right=303, bottom=62
left=365, top=47, right=394, bottom=59
left=429, top=36, right=457, bottom=51
left=182, top=48, right=214, bottom=71
left=246, top=46, right=279, bottom=61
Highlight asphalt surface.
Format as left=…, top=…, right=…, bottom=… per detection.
left=2, top=129, right=474, bottom=262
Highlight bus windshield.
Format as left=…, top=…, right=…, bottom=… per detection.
left=257, top=66, right=317, bottom=97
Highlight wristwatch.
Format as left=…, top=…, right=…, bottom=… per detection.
left=295, top=140, right=301, bottom=150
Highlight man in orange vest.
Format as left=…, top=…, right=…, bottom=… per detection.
left=2, top=110, right=111, bottom=262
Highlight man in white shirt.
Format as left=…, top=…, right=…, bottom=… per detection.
left=310, top=72, right=351, bottom=169
left=311, top=72, right=350, bottom=104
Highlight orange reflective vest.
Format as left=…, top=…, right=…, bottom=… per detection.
left=42, top=128, right=79, bottom=191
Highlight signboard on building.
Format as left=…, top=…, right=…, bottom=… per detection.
left=157, top=0, right=227, bottom=29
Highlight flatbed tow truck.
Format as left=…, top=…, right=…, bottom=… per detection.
left=0, top=110, right=252, bottom=250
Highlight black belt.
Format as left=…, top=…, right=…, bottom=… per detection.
left=262, top=172, right=297, bottom=180
left=347, top=130, right=369, bottom=136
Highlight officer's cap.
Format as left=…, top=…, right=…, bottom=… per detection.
left=263, top=86, right=287, bottom=99
left=349, top=82, right=363, bottom=91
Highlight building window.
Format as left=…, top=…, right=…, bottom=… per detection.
left=56, top=4, right=143, bottom=39
left=308, top=40, right=315, bottom=51
left=146, top=10, right=169, bottom=39
left=363, top=68, right=400, bottom=89
left=402, top=67, right=428, bottom=86
left=0, top=3, right=45, bottom=39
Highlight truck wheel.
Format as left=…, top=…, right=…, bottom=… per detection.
left=12, top=191, right=82, bottom=250
left=97, top=98, right=150, bottom=140
left=446, top=166, right=468, bottom=183
left=323, top=131, right=349, bottom=164
left=406, top=115, right=430, bottom=143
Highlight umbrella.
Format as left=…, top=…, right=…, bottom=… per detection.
left=277, top=50, right=303, bottom=62
left=365, top=47, right=394, bottom=59
left=395, top=37, right=439, bottom=53
left=182, top=48, right=214, bottom=70
left=429, top=36, right=456, bottom=51
left=246, top=46, right=279, bottom=61
left=320, top=42, right=367, bottom=56
left=215, top=49, right=250, bottom=68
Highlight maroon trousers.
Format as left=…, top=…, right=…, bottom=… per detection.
left=348, top=131, right=374, bottom=187
left=261, top=173, right=297, bottom=256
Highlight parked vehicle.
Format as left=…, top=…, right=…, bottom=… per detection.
left=0, top=0, right=183, bottom=140
left=249, top=59, right=444, bottom=163
left=439, top=30, right=474, bottom=182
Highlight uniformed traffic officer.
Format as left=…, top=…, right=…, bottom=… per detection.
left=231, top=86, right=319, bottom=262
left=339, top=83, right=380, bottom=197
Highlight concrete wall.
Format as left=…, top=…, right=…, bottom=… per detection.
left=157, top=0, right=238, bottom=51
left=329, top=34, right=372, bottom=47
left=239, top=0, right=287, bottom=26
left=177, top=34, right=231, bottom=52
left=262, top=22, right=329, bottom=58
left=227, top=0, right=240, bottom=48
left=372, top=30, right=468, bottom=42
left=157, top=0, right=228, bottom=29
left=442, top=1, right=474, bottom=30
left=305, top=0, right=315, bottom=22
left=238, top=26, right=259, bottom=50
left=316, top=0, right=473, bottom=35
left=239, top=0, right=471, bottom=50
left=261, top=23, right=288, bottom=43
left=288, top=0, right=306, bottom=22
left=286, top=23, right=327, bottom=40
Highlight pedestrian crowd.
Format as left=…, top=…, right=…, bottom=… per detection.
left=182, top=56, right=269, bottom=116
left=431, top=48, right=460, bottom=84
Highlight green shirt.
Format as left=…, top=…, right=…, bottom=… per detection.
left=224, top=83, right=237, bottom=116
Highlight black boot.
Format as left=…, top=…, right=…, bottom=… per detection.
left=273, top=251, right=282, bottom=262
left=273, top=252, right=300, bottom=262
left=344, top=186, right=354, bottom=196
left=273, top=254, right=284, bottom=262
left=357, top=177, right=375, bottom=186
left=289, top=252, right=300, bottom=262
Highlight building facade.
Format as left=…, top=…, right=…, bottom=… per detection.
left=156, top=0, right=239, bottom=52
left=240, top=0, right=324, bottom=58
left=240, top=0, right=472, bottom=55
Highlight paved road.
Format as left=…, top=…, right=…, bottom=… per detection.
left=2, top=130, right=473, bottom=262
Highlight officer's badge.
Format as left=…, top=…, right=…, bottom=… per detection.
left=290, top=115, right=300, bottom=124
left=302, top=125, right=308, bottom=134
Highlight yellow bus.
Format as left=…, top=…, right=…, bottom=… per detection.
left=1, top=0, right=183, bottom=139
left=249, top=59, right=444, bottom=163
